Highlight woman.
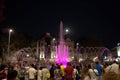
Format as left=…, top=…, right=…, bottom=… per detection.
left=54, top=64, right=62, bottom=80
left=80, top=67, right=90, bottom=80
left=88, top=63, right=98, bottom=80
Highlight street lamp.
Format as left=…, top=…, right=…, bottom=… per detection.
left=65, top=28, right=70, bottom=39
left=52, top=38, right=56, bottom=45
left=8, top=29, right=13, bottom=56
left=53, top=38, right=55, bottom=41
left=76, top=43, right=79, bottom=46
left=65, top=29, right=69, bottom=34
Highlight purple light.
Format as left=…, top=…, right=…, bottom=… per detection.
left=56, top=21, right=69, bottom=66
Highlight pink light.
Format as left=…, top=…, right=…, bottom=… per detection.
left=56, top=21, right=69, bottom=66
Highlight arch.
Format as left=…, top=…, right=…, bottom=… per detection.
left=79, top=47, right=86, bottom=54
left=100, top=48, right=111, bottom=57
left=99, top=48, right=112, bottom=61
left=86, top=47, right=89, bottom=53
left=13, top=47, right=34, bottom=61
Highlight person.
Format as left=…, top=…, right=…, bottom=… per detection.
left=80, top=67, right=90, bottom=80
left=54, top=64, right=62, bottom=80
left=49, top=64, right=55, bottom=80
left=14, top=63, right=20, bottom=80
left=105, top=62, right=112, bottom=73
left=76, top=65, right=81, bottom=80
left=88, top=63, right=98, bottom=80
left=60, top=63, right=65, bottom=80
left=73, top=65, right=80, bottom=80
left=0, top=64, right=7, bottom=80
left=117, top=62, right=120, bottom=79
left=7, top=70, right=18, bottom=80
left=37, top=67, right=42, bottom=80
left=102, top=72, right=119, bottom=80
left=95, top=62, right=103, bottom=80
left=118, top=62, right=120, bottom=75
left=41, top=65, right=50, bottom=80
left=110, top=61, right=119, bottom=73
left=19, top=67, right=25, bottom=80
left=64, top=62, right=74, bottom=80
left=28, top=64, right=37, bottom=80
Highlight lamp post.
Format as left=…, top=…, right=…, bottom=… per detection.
left=8, top=29, right=13, bottom=56
left=65, top=29, right=69, bottom=34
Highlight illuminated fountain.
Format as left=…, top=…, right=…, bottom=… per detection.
left=56, top=21, right=69, bottom=65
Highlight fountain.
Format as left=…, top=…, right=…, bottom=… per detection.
left=56, top=21, right=69, bottom=66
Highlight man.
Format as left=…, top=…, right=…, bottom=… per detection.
left=28, top=64, right=37, bottom=80
left=49, top=64, right=55, bottom=80
left=64, top=62, right=74, bottom=80
left=95, top=62, right=103, bottom=80
left=41, top=65, right=50, bottom=80
left=7, top=70, right=18, bottom=80
left=110, top=60, right=119, bottom=73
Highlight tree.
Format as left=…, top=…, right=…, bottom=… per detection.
left=0, top=32, right=36, bottom=54
left=10, top=32, right=36, bottom=50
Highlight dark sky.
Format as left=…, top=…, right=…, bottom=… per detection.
left=1, top=0, right=120, bottom=48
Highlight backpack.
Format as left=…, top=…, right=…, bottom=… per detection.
left=46, top=72, right=50, bottom=78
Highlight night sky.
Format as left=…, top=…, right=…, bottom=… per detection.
left=0, top=0, right=120, bottom=48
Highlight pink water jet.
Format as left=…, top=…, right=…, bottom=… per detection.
left=56, top=21, right=69, bottom=66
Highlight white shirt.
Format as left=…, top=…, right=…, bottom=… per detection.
left=28, top=67, right=37, bottom=79
left=105, top=65, right=112, bottom=72
left=111, top=63, right=119, bottom=73
left=88, top=69, right=98, bottom=80
left=41, top=68, right=49, bottom=80
left=73, top=68, right=78, bottom=78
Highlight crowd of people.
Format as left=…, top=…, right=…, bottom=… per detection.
left=0, top=60, right=120, bottom=80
